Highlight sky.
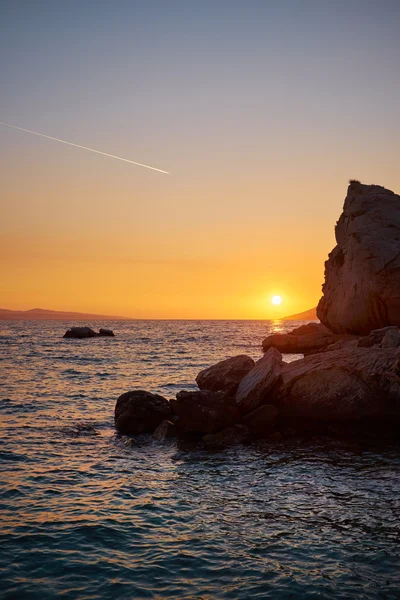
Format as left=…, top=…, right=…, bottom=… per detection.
left=1, top=0, right=399, bottom=319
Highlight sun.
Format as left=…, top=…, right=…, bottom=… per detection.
left=271, top=295, right=282, bottom=305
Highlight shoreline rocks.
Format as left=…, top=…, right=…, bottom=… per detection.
left=112, top=180, right=400, bottom=449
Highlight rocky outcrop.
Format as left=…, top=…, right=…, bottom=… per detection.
left=196, top=354, right=255, bottom=395
left=115, top=390, right=172, bottom=434
left=317, top=181, right=400, bottom=334
left=273, top=347, right=400, bottom=422
left=235, top=348, right=283, bottom=414
left=171, top=390, right=240, bottom=434
left=262, top=322, right=358, bottom=354
left=242, top=404, right=278, bottom=438
left=63, top=326, right=115, bottom=338
left=203, top=424, right=249, bottom=449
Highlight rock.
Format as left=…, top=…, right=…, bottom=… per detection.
left=203, top=425, right=249, bottom=449
left=242, top=404, right=278, bottom=438
left=356, top=326, right=399, bottom=348
left=381, top=328, right=400, bottom=349
left=264, top=431, right=282, bottom=443
left=262, top=325, right=358, bottom=354
left=235, top=348, right=283, bottom=414
left=99, top=328, right=115, bottom=336
left=322, top=339, right=358, bottom=353
left=63, top=326, right=98, bottom=339
left=171, top=390, right=240, bottom=434
left=196, top=354, right=255, bottom=395
left=317, top=181, right=400, bottom=334
left=273, top=347, right=400, bottom=422
left=152, top=420, right=177, bottom=441
left=114, top=390, right=172, bottom=435
left=289, top=322, right=330, bottom=336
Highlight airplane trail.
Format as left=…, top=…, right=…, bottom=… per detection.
left=0, top=121, right=170, bottom=174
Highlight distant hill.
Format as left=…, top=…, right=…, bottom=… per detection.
left=282, top=307, right=318, bottom=321
left=0, top=308, right=131, bottom=321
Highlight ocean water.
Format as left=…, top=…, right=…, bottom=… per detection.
left=0, top=319, right=399, bottom=599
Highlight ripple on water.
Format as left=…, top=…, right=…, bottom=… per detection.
left=0, top=320, right=399, bottom=599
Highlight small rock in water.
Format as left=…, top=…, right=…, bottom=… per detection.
left=63, top=326, right=98, bottom=339
left=99, top=328, right=115, bottom=337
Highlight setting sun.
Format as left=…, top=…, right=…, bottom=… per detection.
left=271, top=295, right=282, bottom=305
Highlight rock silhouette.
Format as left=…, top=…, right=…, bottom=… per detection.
left=317, top=180, right=400, bottom=334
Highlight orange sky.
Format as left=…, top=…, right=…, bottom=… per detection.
left=1, top=2, right=399, bottom=319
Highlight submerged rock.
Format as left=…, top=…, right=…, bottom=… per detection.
left=196, top=354, right=255, bottom=395
left=273, top=347, right=400, bottom=423
left=203, top=424, right=249, bottom=449
left=235, top=348, right=283, bottom=414
left=63, top=326, right=98, bottom=339
left=114, top=390, right=171, bottom=434
left=171, top=390, right=240, bottom=434
left=317, top=181, right=400, bottom=334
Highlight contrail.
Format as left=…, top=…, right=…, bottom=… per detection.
left=0, top=121, right=170, bottom=174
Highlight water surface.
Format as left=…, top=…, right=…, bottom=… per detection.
left=1, top=320, right=399, bottom=598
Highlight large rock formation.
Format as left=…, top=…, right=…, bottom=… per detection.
left=273, top=347, right=400, bottom=422
left=317, top=181, right=400, bottom=334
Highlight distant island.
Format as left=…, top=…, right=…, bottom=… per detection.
left=0, top=308, right=131, bottom=321
left=282, top=307, right=317, bottom=320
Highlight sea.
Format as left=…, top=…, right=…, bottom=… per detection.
left=0, top=320, right=399, bottom=599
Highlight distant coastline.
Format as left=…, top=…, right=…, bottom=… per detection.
left=281, top=307, right=317, bottom=320
left=0, top=308, right=131, bottom=321
left=0, top=307, right=319, bottom=321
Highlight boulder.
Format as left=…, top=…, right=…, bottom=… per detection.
left=114, top=390, right=172, bottom=434
left=262, top=325, right=358, bottom=354
left=171, top=390, right=240, bottom=434
left=322, top=339, right=358, bottom=353
left=273, top=347, right=400, bottom=422
left=203, top=425, right=249, bottom=449
left=242, top=404, right=278, bottom=438
left=381, top=328, right=400, bottom=349
left=99, top=328, right=115, bottom=337
left=196, top=354, right=255, bottom=395
left=317, top=181, right=400, bottom=334
left=63, top=326, right=98, bottom=339
left=356, top=326, right=399, bottom=348
left=235, top=348, right=283, bottom=414
left=152, top=420, right=177, bottom=441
